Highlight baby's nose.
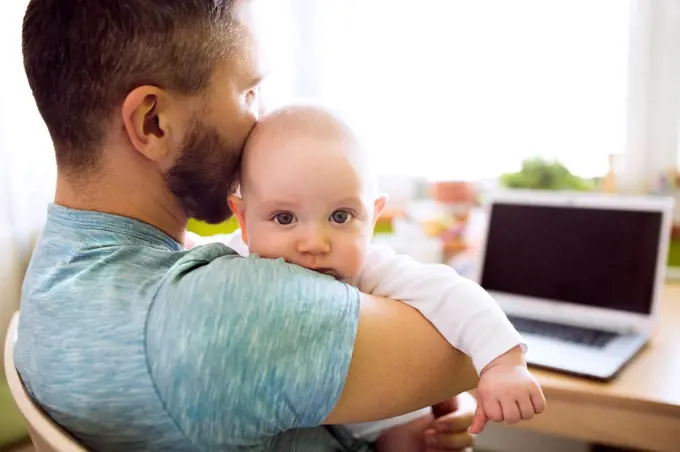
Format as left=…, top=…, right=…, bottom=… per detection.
left=296, top=229, right=331, bottom=255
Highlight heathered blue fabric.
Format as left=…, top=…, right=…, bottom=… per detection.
left=15, top=204, right=361, bottom=451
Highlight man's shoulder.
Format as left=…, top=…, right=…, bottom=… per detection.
left=146, top=250, right=362, bottom=449
left=24, top=227, right=237, bottom=297
left=15, top=235, right=210, bottom=449
left=17, top=229, right=361, bottom=449
left=15, top=212, right=361, bottom=449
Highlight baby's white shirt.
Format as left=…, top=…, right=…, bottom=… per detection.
left=357, top=243, right=525, bottom=373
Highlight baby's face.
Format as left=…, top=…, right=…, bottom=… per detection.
left=230, top=112, right=384, bottom=280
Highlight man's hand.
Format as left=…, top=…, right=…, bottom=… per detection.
left=470, top=346, right=546, bottom=434
left=375, top=393, right=476, bottom=452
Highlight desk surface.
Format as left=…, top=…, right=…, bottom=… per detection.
left=523, top=284, right=680, bottom=450
left=533, top=283, right=680, bottom=414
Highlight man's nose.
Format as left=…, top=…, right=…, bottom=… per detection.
left=296, top=226, right=331, bottom=255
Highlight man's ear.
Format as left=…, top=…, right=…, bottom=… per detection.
left=372, top=195, right=388, bottom=226
left=121, top=86, right=174, bottom=169
left=228, top=194, right=248, bottom=245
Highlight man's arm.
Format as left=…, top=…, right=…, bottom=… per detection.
left=355, top=244, right=524, bottom=374
left=195, top=231, right=481, bottom=423
left=324, top=292, right=478, bottom=425
left=158, top=240, right=479, bottom=439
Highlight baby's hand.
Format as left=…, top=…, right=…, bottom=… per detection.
left=469, top=346, right=546, bottom=434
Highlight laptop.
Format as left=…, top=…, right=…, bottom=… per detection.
left=473, top=190, right=675, bottom=380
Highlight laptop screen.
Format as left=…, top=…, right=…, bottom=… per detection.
left=479, top=202, right=663, bottom=315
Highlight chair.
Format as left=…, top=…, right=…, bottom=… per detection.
left=3, top=312, right=87, bottom=452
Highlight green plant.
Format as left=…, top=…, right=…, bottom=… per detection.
left=500, top=157, right=595, bottom=191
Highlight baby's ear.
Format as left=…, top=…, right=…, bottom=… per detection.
left=227, top=194, right=248, bottom=245
left=372, top=195, right=388, bottom=225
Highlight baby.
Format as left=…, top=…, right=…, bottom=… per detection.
left=225, top=105, right=545, bottom=440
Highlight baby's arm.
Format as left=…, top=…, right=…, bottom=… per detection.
left=357, top=244, right=545, bottom=433
left=358, top=244, right=523, bottom=373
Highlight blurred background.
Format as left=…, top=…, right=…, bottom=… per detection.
left=254, top=0, right=677, bottom=187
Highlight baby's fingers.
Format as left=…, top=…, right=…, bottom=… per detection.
left=469, top=403, right=488, bottom=434
left=482, top=397, right=503, bottom=423
left=531, top=386, right=547, bottom=414
left=500, top=398, right=522, bottom=424
left=518, top=396, right=536, bottom=420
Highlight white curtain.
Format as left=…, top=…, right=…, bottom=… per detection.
left=620, top=0, right=680, bottom=193
left=261, top=0, right=680, bottom=187
left=0, top=0, right=55, bottom=367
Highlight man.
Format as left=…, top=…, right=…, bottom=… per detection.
left=15, top=0, right=479, bottom=450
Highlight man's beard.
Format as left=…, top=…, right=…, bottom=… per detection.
left=164, top=120, right=242, bottom=224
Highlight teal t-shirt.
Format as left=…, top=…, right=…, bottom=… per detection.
left=15, top=204, right=363, bottom=451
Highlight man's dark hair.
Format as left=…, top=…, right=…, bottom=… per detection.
left=22, top=0, right=239, bottom=171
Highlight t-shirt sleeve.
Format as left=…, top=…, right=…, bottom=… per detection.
left=145, top=245, right=360, bottom=449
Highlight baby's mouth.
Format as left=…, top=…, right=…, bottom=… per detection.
left=316, top=268, right=340, bottom=279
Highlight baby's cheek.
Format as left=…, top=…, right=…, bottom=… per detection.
left=336, top=241, right=368, bottom=279
left=246, top=230, right=290, bottom=260
left=339, top=258, right=362, bottom=279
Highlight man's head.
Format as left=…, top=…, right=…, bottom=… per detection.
left=23, top=0, right=263, bottom=223
left=229, top=105, right=386, bottom=279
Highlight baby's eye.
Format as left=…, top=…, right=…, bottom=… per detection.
left=329, top=209, right=353, bottom=224
left=273, top=212, right=296, bottom=225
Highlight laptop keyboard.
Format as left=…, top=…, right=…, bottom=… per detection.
left=506, top=315, right=618, bottom=348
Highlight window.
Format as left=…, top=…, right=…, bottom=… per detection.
left=258, top=0, right=632, bottom=181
